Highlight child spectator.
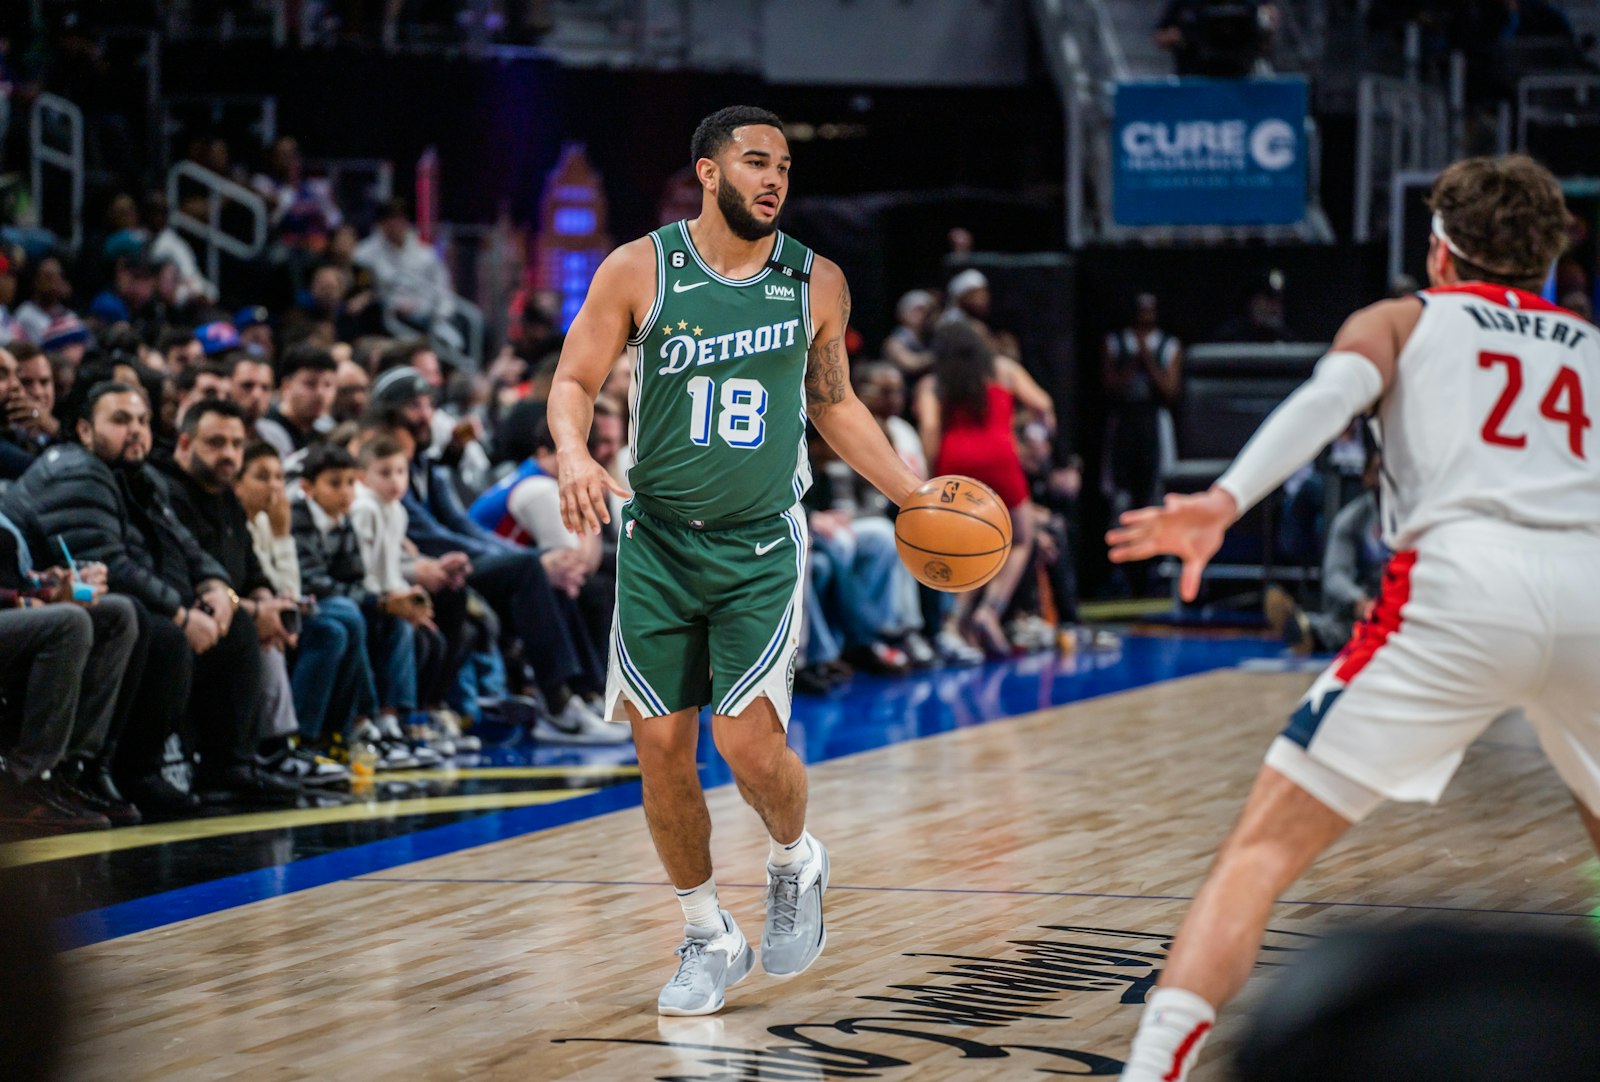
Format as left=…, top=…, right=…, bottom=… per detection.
left=351, top=434, right=477, bottom=753
left=291, top=442, right=440, bottom=768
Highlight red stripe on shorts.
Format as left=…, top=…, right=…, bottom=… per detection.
left=1333, top=549, right=1417, bottom=684
left=1164, top=1020, right=1213, bottom=1081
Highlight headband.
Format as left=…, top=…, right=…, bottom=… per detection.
left=1430, top=212, right=1543, bottom=279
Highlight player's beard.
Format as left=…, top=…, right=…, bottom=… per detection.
left=717, top=180, right=778, bottom=242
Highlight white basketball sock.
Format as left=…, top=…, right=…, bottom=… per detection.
left=768, top=830, right=810, bottom=868
left=1121, top=987, right=1216, bottom=1082
left=675, top=876, right=721, bottom=930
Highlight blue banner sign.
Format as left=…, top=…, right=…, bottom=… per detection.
left=1113, top=77, right=1308, bottom=227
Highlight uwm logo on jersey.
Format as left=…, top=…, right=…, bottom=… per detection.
left=764, top=282, right=795, bottom=300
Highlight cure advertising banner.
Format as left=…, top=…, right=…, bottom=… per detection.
left=1112, top=77, right=1308, bottom=227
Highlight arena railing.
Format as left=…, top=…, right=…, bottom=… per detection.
left=1353, top=75, right=1450, bottom=245
left=28, top=93, right=84, bottom=255
left=166, top=160, right=269, bottom=292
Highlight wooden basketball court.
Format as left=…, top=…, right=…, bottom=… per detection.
left=58, top=669, right=1599, bottom=1080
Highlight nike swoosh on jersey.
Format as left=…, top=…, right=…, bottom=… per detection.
left=672, top=280, right=708, bottom=293
left=754, top=539, right=784, bottom=555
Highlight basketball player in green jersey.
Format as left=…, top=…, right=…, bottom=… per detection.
left=549, top=106, right=923, bottom=1015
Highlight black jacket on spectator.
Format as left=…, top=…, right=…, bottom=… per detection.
left=290, top=499, right=370, bottom=608
left=0, top=430, right=40, bottom=481
left=154, top=459, right=273, bottom=597
left=1, top=443, right=230, bottom=616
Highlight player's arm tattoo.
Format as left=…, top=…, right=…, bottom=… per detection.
left=806, top=279, right=851, bottom=414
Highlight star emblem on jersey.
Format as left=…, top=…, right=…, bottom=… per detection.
left=754, top=538, right=783, bottom=556
left=692, top=326, right=703, bottom=336
left=673, top=280, right=708, bottom=293
left=678, top=321, right=688, bottom=330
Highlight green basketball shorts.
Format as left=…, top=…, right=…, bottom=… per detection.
left=605, top=500, right=807, bottom=726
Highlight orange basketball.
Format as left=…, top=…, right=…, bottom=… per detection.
left=894, top=476, right=1013, bottom=592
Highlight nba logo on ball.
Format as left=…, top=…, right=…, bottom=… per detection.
left=896, top=476, right=1014, bottom=593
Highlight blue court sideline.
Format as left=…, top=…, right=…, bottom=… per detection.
left=58, top=634, right=1284, bottom=949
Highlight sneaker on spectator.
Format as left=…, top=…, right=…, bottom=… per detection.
left=0, top=770, right=110, bottom=834
left=376, top=712, right=444, bottom=767
left=432, top=709, right=482, bottom=753
left=535, top=696, right=633, bottom=745
left=55, top=758, right=141, bottom=826
left=351, top=720, right=421, bottom=771
left=260, top=743, right=350, bottom=787
left=195, top=763, right=303, bottom=806
left=122, top=769, right=202, bottom=817
left=1007, top=614, right=1056, bottom=653
left=898, top=631, right=938, bottom=668
left=935, top=628, right=985, bottom=666
left=405, top=713, right=456, bottom=757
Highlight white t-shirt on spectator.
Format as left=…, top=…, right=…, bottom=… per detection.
left=506, top=474, right=581, bottom=551
left=349, top=483, right=410, bottom=595
left=886, top=415, right=927, bottom=479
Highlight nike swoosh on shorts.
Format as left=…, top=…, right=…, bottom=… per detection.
left=755, top=539, right=783, bottom=555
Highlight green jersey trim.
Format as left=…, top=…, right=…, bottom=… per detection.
left=626, top=232, right=667, bottom=348
left=677, top=220, right=785, bottom=287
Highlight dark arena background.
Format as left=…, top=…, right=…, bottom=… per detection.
left=0, top=2, right=1599, bottom=1080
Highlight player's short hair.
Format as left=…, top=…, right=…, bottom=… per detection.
left=691, top=106, right=784, bottom=166
left=1426, top=155, right=1570, bottom=289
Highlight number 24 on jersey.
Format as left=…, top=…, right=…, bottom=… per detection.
left=1479, top=350, right=1591, bottom=459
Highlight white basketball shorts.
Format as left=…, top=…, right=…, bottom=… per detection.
left=1267, top=518, right=1600, bottom=822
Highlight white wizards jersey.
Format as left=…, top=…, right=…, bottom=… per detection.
left=1376, top=283, right=1600, bottom=550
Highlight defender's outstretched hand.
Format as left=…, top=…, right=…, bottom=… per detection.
left=1105, top=488, right=1238, bottom=602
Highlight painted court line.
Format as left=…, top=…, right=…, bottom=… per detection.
left=351, top=874, right=1599, bottom=921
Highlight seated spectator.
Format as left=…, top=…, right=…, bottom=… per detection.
left=144, top=192, right=218, bottom=307
left=283, top=265, right=363, bottom=348
left=4, top=382, right=293, bottom=809
left=252, top=136, right=343, bottom=254
left=355, top=199, right=459, bottom=348
left=158, top=401, right=347, bottom=787
left=88, top=249, right=166, bottom=342
left=366, top=366, right=623, bottom=742
left=881, top=290, right=935, bottom=380
left=0, top=507, right=139, bottom=832
left=12, top=343, right=61, bottom=449
left=379, top=337, right=491, bottom=496
left=0, top=346, right=48, bottom=480
left=235, top=306, right=276, bottom=365
left=255, top=342, right=337, bottom=456
left=351, top=434, right=472, bottom=752
left=292, top=442, right=441, bottom=767
left=333, top=357, right=371, bottom=422
left=229, top=352, right=276, bottom=434
left=1265, top=449, right=1389, bottom=655
left=157, top=325, right=204, bottom=372
left=470, top=399, right=623, bottom=658
left=173, top=361, right=232, bottom=427
left=14, top=256, right=73, bottom=346
left=39, top=314, right=90, bottom=369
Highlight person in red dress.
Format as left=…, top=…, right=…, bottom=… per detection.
left=914, top=319, right=1055, bottom=653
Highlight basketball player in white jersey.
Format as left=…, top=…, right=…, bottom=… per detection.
left=1106, top=155, right=1597, bottom=1081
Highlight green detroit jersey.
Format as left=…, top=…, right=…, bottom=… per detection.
left=624, top=221, right=815, bottom=524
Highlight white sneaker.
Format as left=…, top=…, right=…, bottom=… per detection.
left=432, top=710, right=482, bottom=753
left=657, top=909, right=754, bottom=1016
left=935, top=628, right=985, bottom=666
left=534, top=696, right=633, bottom=745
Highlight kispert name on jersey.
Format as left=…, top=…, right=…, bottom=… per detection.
left=624, top=221, right=817, bottom=524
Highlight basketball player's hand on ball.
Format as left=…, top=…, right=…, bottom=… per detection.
left=1105, top=488, right=1237, bottom=602
left=558, top=448, right=631, bottom=536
